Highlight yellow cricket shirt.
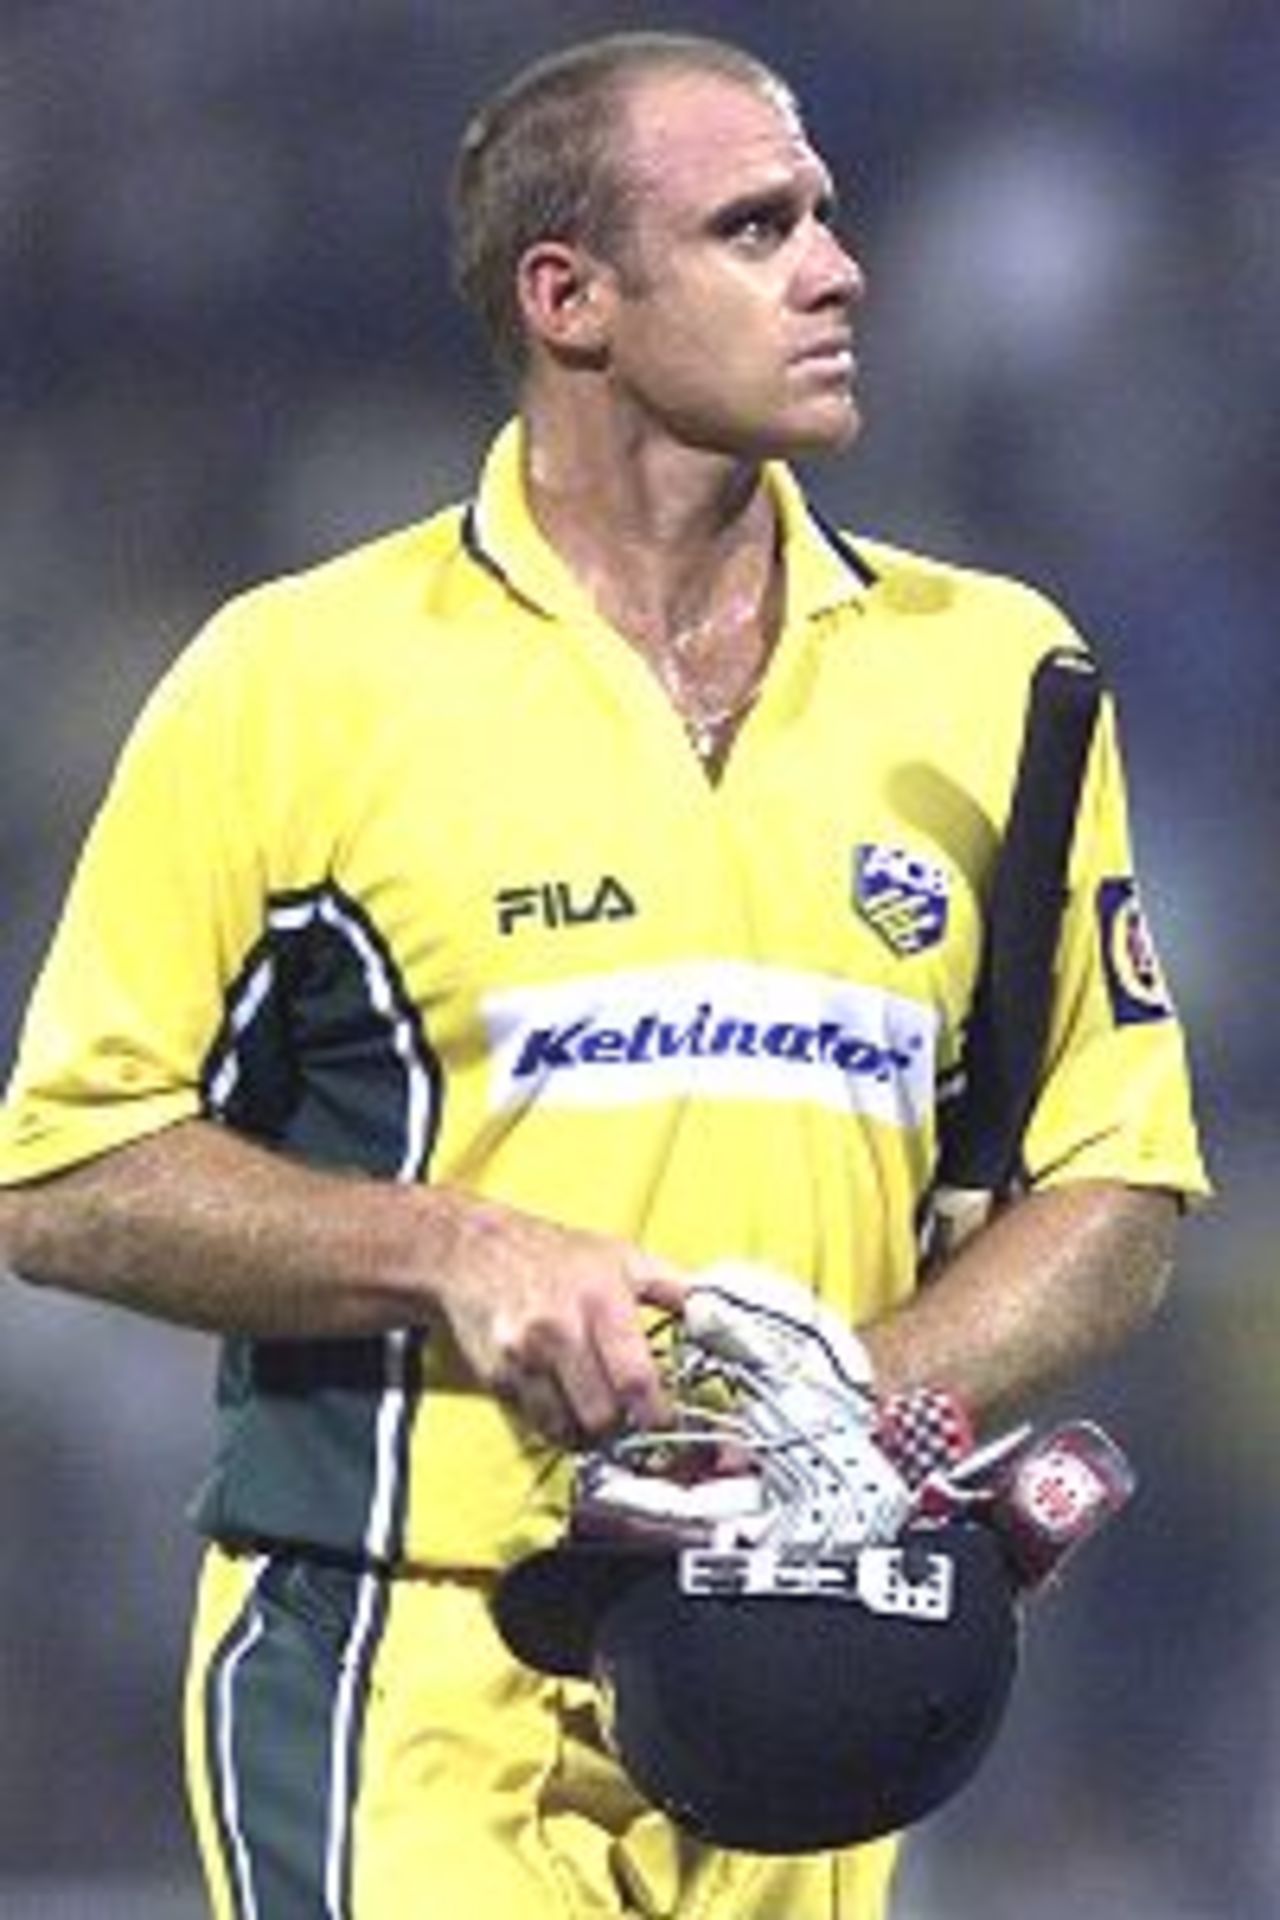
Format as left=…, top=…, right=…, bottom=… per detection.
left=0, top=422, right=1209, bottom=1569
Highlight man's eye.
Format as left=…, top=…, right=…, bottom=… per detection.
left=728, top=208, right=789, bottom=249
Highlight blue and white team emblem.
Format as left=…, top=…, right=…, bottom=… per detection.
left=854, top=844, right=950, bottom=956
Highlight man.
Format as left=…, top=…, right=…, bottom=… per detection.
left=0, top=30, right=1207, bottom=1920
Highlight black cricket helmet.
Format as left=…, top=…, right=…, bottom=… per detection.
left=494, top=1519, right=1019, bottom=1854
left=492, top=1266, right=1088, bottom=1855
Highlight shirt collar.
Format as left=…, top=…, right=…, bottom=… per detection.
left=463, top=418, right=876, bottom=627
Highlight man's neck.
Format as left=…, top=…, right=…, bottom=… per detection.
left=518, top=390, right=786, bottom=774
left=519, top=393, right=780, bottom=652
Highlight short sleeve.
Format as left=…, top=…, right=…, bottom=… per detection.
left=0, top=607, right=278, bottom=1182
left=1022, top=695, right=1211, bottom=1202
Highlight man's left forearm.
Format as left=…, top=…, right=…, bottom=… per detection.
left=862, top=1181, right=1180, bottom=1425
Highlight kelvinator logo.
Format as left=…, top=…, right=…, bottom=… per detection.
left=509, top=1005, right=916, bottom=1080
left=485, top=964, right=937, bottom=1123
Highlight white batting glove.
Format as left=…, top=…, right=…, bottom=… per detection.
left=683, top=1260, right=876, bottom=1396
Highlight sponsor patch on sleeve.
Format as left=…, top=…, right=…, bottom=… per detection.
left=1097, top=877, right=1173, bottom=1025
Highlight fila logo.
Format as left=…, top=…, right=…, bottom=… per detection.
left=496, top=874, right=638, bottom=936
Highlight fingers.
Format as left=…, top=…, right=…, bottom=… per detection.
left=629, top=1255, right=689, bottom=1319
left=495, top=1254, right=685, bottom=1447
left=583, top=1278, right=674, bottom=1432
left=434, top=1197, right=688, bottom=1450
left=498, top=1369, right=580, bottom=1451
left=509, top=1279, right=672, bottom=1444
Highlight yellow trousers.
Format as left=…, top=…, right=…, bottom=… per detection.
left=184, top=1544, right=898, bottom=1918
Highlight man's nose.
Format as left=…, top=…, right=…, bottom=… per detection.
left=806, top=221, right=867, bottom=308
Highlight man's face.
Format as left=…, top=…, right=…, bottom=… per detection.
left=597, top=72, right=866, bottom=458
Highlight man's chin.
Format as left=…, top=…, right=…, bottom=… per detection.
left=772, top=398, right=863, bottom=458
left=678, top=394, right=863, bottom=464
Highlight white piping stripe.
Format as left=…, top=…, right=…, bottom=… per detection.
left=322, top=1570, right=386, bottom=1918
left=264, top=893, right=435, bottom=1182
left=263, top=890, right=428, bottom=1565
left=214, top=1563, right=269, bottom=1920
left=207, top=954, right=277, bottom=1114
left=255, top=890, right=432, bottom=1914
left=314, top=892, right=435, bottom=1182
left=364, top=1328, right=411, bottom=1564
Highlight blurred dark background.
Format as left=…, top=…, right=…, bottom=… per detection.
left=1, top=5, right=1275, bottom=1916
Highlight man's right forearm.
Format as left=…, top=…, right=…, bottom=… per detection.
left=0, top=1118, right=470, bottom=1337
left=0, top=1117, right=686, bottom=1442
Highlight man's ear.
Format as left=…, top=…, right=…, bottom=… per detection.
left=516, top=241, right=612, bottom=364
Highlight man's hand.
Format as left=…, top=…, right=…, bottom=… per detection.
left=427, top=1192, right=688, bottom=1446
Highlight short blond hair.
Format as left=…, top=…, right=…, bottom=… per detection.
left=449, top=31, right=790, bottom=380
